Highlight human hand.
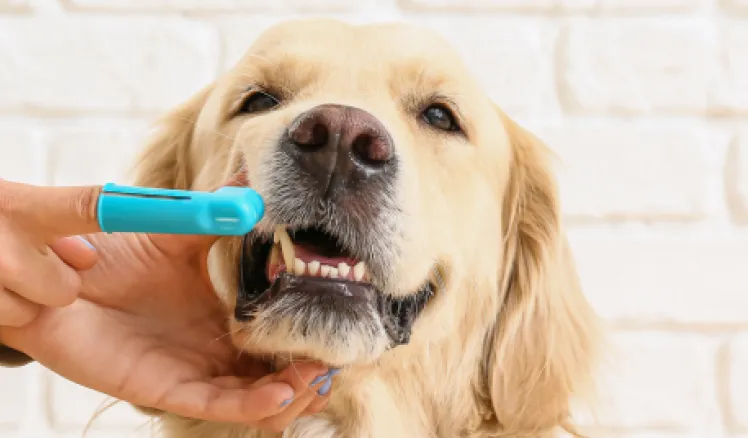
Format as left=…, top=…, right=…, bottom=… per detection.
left=0, top=178, right=336, bottom=431
left=0, top=178, right=101, bottom=327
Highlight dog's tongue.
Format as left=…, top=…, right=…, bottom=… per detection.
left=293, top=243, right=359, bottom=267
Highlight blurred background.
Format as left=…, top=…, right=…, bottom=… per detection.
left=1, top=0, right=746, bottom=437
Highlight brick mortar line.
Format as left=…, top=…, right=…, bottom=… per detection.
left=4, top=8, right=744, bottom=19
left=0, top=116, right=154, bottom=125
left=0, top=8, right=30, bottom=14
left=608, top=322, right=748, bottom=333
left=2, top=2, right=744, bottom=18
left=398, top=2, right=717, bottom=17
left=0, top=109, right=171, bottom=119
left=726, top=139, right=747, bottom=225
left=55, top=0, right=358, bottom=15
left=716, top=343, right=745, bottom=434
left=1, top=112, right=747, bottom=123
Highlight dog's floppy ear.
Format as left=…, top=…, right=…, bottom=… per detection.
left=130, top=83, right=214, bottom=189
left=481, top=109, right=600, bottom=437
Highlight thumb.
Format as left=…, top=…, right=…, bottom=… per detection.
left=0, top=179, right=102, bottom=239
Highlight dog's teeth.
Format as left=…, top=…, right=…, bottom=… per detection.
left=320, top=265, right=331, bottom=277
left=308, top=260, right=320, bottom=276
left=353, top=262, right=366, bottom=281
left=329, top=267, right=339, bottom=278
left=274, top=225, right=295, bottom=268
left=293, top=258, right=305, bottom=275
left=338, top=263, right=350, bottom=278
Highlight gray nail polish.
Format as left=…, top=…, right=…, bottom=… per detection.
left=328, top=368, right=341, bottom=377
left=77, top=236, right=96, bottom=250
left=317, top=378, right=333, bottom=396
left=280, top=397, right=293, bottom=407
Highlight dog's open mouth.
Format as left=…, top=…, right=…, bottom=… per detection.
left=268, top=225, right=372, bottom=284
left=234, top=225, right=436, bottom=346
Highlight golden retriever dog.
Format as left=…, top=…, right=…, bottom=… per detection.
left=130, top=18, right=601, bottom=438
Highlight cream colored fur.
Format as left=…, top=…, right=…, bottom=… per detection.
left=129, top=18, right=601, bottom=438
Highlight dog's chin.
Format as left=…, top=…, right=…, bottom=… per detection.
left=229, top=225, right=435, bottom=368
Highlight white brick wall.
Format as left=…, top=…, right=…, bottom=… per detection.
left=0, top=1, right=745, bottom=437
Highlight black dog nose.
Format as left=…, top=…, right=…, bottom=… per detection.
left=285, top=104, right=395, bottom=193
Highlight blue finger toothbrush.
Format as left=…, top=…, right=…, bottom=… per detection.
left=97, top=183, right=265, bottom=235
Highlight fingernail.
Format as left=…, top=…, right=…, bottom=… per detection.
left=77, top=236, right=95, bottom=250
left=317, top=378, right=333, bottom=396
left=328, top=368, right=341, bottom=377
left=310, top=373, right=330, bottom=386
left=280, top=397, right=293, bottom=408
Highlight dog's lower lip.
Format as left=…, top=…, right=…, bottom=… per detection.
left=236, top=272, right=378, bottom=314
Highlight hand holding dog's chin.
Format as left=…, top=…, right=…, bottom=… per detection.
left=0, top=231, right=332, bottom=431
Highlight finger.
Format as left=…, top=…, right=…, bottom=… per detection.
left=157, top=360, right=328, bottom=425
left=148, top=170, right=251, bottom=256
left=49, top=236, right=98, bottom=271
left=262, top=361, right=330, bottom=394
left=0, top=287, right=41, bottom=327
left=259, top=386, right=319, bottom=432
left=0, top=179, right=102, bottom=238
left=157, top=380, right=295, bottom=424
left=282, top=368, right=337, bottom=419
left=0, top=237, right=81, bottom=307
left=210, top=376, right=257, bottom=390
left=252, top=363, right=334, bottom=430
left=302, top=389, right=331, bottom=416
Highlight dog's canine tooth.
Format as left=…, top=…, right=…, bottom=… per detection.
left=269, top=245, right=281, bottom=267
left=320, top=265, right=331, bottom=277
left=308, top=260, right=321, bottom=276
left=274, top=225, right=295, bottom=268
left=293, top=258, right=306, bottom=275
left=353, top=262, right=366, bottom=281
left=329, top=267, right=339, bottom=279
left=338, top=263, right=350, bottom=278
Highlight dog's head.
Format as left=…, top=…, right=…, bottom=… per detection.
left=132, top=18, right=598, bottom=434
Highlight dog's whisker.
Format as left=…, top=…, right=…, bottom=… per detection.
left=208, top=326, right=243, bottom=346
left=236, top=329, right=257, bottom=362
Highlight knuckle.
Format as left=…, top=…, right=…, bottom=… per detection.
left=0, top=252, right=25, bottom=281
left=7, top=304, right=40, bottom=327
left=0, top=193, right=12, bottom=215
left=308, top=399, right=329, bottom=414
left=0, top=290, right=40, bottom=327
left=0, top=190, right=24, bottom=222
left=55, top=270, right=81, bottom=306
left=72, top=187, right=100, bottom=223
left=0, top=186, right=17, bottom=217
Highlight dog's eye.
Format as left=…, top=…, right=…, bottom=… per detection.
left=240, top=91, right=280, bottom=114
left=421, top=104, right=460, bottom=132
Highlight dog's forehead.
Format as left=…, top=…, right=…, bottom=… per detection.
left=237, top=19, right=469, bottom=80
left=254, top=19, right=458, bottom=56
